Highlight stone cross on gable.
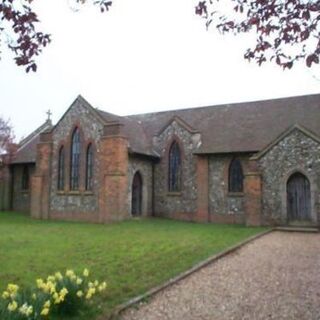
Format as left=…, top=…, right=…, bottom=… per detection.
left=46, top=109, right=52, bottom=121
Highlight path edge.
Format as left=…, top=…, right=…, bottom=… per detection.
left=108, top=228, right=273, bottom=320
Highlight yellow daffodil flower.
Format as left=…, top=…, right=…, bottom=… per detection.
left=76, top=290, right=83, bottom=297
left=83, top=268, right=89, bottom=277
left=66, top=269, right=75, bottom=278
left=44, top=300, right=51, bottom=308
left=40, top=307, right=50, bottom=316
left=98, top=282, right=107, bottom=292
left=19, top=303, right=33, bottom=316
left=55, top=272, right=63, bottom=281
left=8, top=301, right=18, bottom=312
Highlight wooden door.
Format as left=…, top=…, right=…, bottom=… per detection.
left=132, top=172, right=142, bottom=216
left=287, top=173, right=311, bottom=222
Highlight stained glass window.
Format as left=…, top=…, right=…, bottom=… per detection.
left=85, top=144, right=93, bottom=191
left=70, top=128, right=81, bottom=190
left=229, top=158, right=244, bottom=192
left=168, top=141, right=181, bottom=192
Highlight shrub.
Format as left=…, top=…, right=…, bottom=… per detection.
left=0, top=269, right=107, bottom=319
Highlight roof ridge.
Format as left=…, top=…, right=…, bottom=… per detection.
left=126, top=92, right=320, bottom=119
left=19, top=120, right=52, bottom=148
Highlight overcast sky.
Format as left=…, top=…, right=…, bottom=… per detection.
left=1, top=0, right=320, bottom=140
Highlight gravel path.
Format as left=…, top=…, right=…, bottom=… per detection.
left=121, top=232, right=320, bottom=320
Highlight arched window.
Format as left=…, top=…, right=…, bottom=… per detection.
left=85, top=143, right=94, bottom=191
left=57, top=146, right=65, bottom=190
left=21, top=165, right=29, bottom=190
left=70, top=127, right=81, bottom=190
left=229, top=158, right=244, bottom=192
left=168, top=141, right=181, bottom=192
left=132, top=171, right=143, bottom=216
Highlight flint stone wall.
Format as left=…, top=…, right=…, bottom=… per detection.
left=128, top=155, right=153, bottom=216
left=152, top=121, right=200, bottom=218
left=49, top=100, right=104, bottom=217
left=258, top=128, right=320, bottom=224
left=208, top=155, right=246, bottom=219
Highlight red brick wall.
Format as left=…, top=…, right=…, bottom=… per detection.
left=244, top=160, right=262, bottom=226
left=98, top=135, right=129, bottom=222
left=31, top=133, right=52, bottom=219
left=195, top=155, right=209, bottom=222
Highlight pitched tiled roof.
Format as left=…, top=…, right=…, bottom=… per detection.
left=12, top=121, right=53, bottom=164
left=128, top=94, right=320, bottom=154
left=96, top=110, right=158, bottom=157
left=11, top=93, right=320, bottom=164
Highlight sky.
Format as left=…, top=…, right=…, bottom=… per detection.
left=1, top=0, right=320, bottom=140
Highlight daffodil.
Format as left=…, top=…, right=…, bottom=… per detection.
left=7, top=300, right=18, bottom=312
left=98, top=282, right=107, bottom=292
left=43, top=300, right=51, bottom=308
left=47, top=275, right=55, bottom=282
left=2, top=291, right=9, bottom=299
left=76, top=277, right=83, bottom=285
left=40, top=307, right=50, bottom=316
left=7, top=284, right=19, bottom=293
left=83, top=268, right=89, bottom=277
left=7, top=284, right=19, bottom=298
left=76, top=290, right=83, bottom=297
left=53, top=292, right=61, bottom=304
left=19, top=303, right=33, bottom=316
left=85, top=287, right=96, bottom=299
left=58, top=287, right=68, bottom=302
left=55, top=272, right=63, bottom=281
left=66, top=269, right=75, bottom=278
left=26, top=306, right=33, bottom=316
left=46, top=280, right=56, bottom=294
left=36, top=278, right=44, bottom=289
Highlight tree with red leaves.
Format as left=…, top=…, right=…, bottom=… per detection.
left=0, top=0, right=112, bottom=72
left=195, top=0, right=320, bottom=69
left=1, top=0, right=319, bottom=71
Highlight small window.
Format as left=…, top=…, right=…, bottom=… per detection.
left=21, top=165, right=29, bottom=190
left=85, top=144, right=94, bottom=191
left=229, top=158, right=244, bottom=192
left=168, top=141, right=181, bottom=192
left=57, top=146, right=65, bottom=190
left=70, top=128, right=81, bottom=190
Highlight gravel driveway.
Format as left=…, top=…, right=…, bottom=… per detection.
left=121, top=231, right=320, bottom=320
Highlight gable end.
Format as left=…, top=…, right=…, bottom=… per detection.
left=251, top=124, right=320, bottom=160
left=156, top=116, right=199, bottom=137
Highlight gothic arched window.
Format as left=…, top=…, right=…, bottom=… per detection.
left=57, top=146, right=65, bottom=190
left=168, top=141, right=181, bottom=192
left=21, top=165, right=29, bottom=190
left=229, top=158, right=244, bottom=192
left=85, top=143, right=93, bottom=191
left=70, top=128, right=81, bottom=190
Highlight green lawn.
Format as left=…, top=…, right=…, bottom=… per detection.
left=0, top=212, right=267, bottom=318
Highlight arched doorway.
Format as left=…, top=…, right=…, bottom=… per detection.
left=287, top=172, right=311, bottom=222
left=131, top=172, right=142, bottom=216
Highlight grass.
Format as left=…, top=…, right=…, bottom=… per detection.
left=0, top=211, right=267, bottom=318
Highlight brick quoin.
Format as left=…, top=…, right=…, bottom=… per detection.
left=244, top=160, right=262, bottom=227
left=98, top=133, right=129, bottom=222
left=31, top=132, right=52, bottom=219
left=195, top=155, right=209, bottom=223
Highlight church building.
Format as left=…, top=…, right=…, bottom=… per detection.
left=0, top=93, right=320, bottom=226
